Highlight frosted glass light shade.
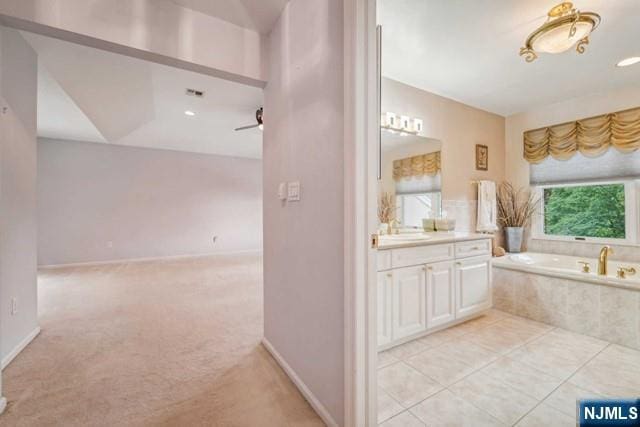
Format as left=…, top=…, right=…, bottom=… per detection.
left=532, top=21, right=592, bottom=54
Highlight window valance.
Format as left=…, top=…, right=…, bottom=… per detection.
left=523, top=107, right=640, bottom=164
left=393, top=151, right=441, bottom=181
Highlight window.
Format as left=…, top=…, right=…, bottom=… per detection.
left=396, top=192, right=441, bottom=228
left=533, top=180, right=639, bottom=245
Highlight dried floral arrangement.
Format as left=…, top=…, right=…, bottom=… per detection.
left=496, top=182, right=538, bottom=227
left=378, top=192, right=396, bottom=224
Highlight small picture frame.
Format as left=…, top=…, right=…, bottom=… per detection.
left=476, top=144, right=488, bottom=171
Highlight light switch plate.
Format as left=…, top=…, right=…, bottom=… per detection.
left=278, top=182, right=287, bottom=201
left=287, top=181, right=301, bottom=201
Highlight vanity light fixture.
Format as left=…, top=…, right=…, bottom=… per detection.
left=520, top=2, right=600, bottom=62
left=184, top=110, right=196, bottom=116
left=381, top=111, right=420, bottom=135
left=616, top=57, right=640, bottom=67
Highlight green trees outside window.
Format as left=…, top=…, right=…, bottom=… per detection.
left=543, top=184, right=626, bottom=239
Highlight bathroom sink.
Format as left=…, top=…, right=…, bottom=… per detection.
left=380, top=233, right=432, bottom=241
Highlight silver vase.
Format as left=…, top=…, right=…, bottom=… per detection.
left=504, top=227, right=524, bottom=253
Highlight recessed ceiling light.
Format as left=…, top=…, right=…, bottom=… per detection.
left=184, top=110, right=195, bottom=116
left=616, top=57, right=640, bottom=67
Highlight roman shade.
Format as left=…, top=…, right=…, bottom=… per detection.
left=393, top=151, right=441, bottom=180
left=523, top=107, right=640, bottom=164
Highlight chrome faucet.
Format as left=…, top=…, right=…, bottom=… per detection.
left=597, top=246, right=614, bottom=276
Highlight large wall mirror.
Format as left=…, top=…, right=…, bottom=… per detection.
left=379, top=131, right=442, bottom=228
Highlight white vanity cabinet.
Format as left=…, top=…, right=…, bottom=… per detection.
left=377, top=237, right=492, bottom=350
left=392, top=265, right=427, bottom=340
left=426, top=261, right=456, bottom=328
left=455, top=255, right=492, bottom=318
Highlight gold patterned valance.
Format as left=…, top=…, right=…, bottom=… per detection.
left=393, top=151, right=441, bottom=181
left=523, top=107, right=640, bottom=164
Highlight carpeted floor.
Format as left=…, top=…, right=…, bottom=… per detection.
left=1, top=254, right=324, bottom=426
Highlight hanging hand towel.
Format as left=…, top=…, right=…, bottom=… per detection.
left=476, top=180, right=498, bottom=232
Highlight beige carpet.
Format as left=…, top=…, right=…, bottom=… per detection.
left=1, top=254, right=324, bottom=426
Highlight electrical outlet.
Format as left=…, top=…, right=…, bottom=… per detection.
left=212, top=236, right=218, bottom=244
left=11, top=297, right=17, bottom=315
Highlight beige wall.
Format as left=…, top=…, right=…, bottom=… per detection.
left=382, top=78, right=505, bottom=202
left=382, top=78, right=505, bottom=232
left=38, top=138, right=263, bottom=266
left=263, top=0, right=344, bottom=424
left=0, top=28, right=38, bottom=370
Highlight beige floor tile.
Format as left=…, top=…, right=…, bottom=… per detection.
left=386, top=340, right=428, bottom=360
left=540, top=328, right=608, bottom=354
left=508, top=331, right=605, bottom=380
left=480, top=356, right=563, bottom=400
left=409, top=389, right=505, bottom=427
left=516, top=403, right=575, bottom=427
left=449, top=371, right=539, bottom=425
left=406, top=347, right=477, bottom=386
left=378, top=350, right=400, bottom=369
left=436, top=340, right=499, bottom=370
left=415, top=328, right=457, bottom=348
left=380, top=410, right=425, bottom=427
left=462, top=322, right=531, bottom=354
left=378, top=362, right=443, bottom=408
left=543, top=382, right=604, bottom=418
left=378, top=387, right=405, bottom=423
left=498, top=315, right=554, bottom=338
left=569, top=344, right=640, bottom=397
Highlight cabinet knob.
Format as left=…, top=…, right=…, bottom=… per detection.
left=387, top=273, right=392, bottom=278
left=456, top=262, right=462, bottom=266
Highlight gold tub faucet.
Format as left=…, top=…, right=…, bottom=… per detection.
left=597, top=246, right=614, bottom=276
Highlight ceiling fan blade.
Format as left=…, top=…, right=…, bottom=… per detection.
left=234, top=124, right=259, bottom=131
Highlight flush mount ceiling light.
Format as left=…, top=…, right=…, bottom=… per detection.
left=184, top=110, right=196, bottom=116
left=616, top=57, right=640, bottom=67
left=520, top=2, right=600, bottom=62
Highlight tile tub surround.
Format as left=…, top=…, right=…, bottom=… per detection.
left=492, top=267, right=640, bottom=350
left=376, top=310, right=640, bottom=426
left=528, top=238, right=639, bottom=263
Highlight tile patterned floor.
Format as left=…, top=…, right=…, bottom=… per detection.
left=378, top=309, right=640, bottom=426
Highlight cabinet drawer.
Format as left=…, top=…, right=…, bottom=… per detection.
left=455, top=239, right=491, bottom=259
left=377, top=250, right=392, bottom=271
left=391, top=243, right=454, bottom=268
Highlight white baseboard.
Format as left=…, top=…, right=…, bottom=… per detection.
left=261, top=338, right=338, bottom=427
left=2, top=327, right=41, bottom=369
left=38, top=249, right=263, bottom=269
left=0, top=396, right=6, bottom=415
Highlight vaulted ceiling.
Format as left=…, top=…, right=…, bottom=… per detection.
left=25, top=32, right=263, bottom=159
left=379, top=0, right=640, bottom=116
left=168, top=0, right=288, bottom=34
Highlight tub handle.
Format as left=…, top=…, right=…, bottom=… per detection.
left=577, top=261, right=591, bottom=273
left=617, top=267, right=636, bottom=279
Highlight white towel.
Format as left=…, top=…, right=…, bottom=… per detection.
left=476, top=180, right=498, bottom=232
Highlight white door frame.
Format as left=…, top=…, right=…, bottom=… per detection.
left=344, top=0, right=378, bottom=425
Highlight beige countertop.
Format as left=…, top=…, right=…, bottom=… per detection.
left=377, top=231, right=492, bottom=250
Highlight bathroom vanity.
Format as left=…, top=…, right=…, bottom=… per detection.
left=376, top=233, right=492, bottom=350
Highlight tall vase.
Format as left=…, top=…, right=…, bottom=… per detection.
left=504, top=227, right=524, bottom=253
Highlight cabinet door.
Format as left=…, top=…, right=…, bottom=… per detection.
left=377, top=272, right=393, bottom=347
left=455, top=256, right=492, bottom=319
left=392, top=265, right=427, bottom=340
left=426, top=261, right=455, bottom=329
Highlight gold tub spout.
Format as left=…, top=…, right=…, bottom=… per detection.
left=597, top=246, right=614, bottom=276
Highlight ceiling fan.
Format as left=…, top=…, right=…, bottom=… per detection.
left=235, top=107, right=263, bottom=131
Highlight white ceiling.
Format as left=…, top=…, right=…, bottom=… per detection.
left=168, top=0, right=288, bottom=34
left=24, top=32, right=264, bottom=159
left=379, top=0, right=640, bottom=116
